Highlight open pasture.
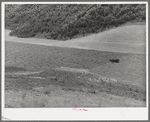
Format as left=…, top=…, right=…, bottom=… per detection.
left=5, top=41, right=146, bottom=107
left=4, top=23, right=146, bottom=107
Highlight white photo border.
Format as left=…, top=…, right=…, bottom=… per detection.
left=1, top=1, right=149, bottom=120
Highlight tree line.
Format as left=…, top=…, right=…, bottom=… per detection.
left=5, top=4, right=146, bottom=40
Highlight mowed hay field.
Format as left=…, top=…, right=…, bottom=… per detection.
left=5, top=42, right=146, bottom=107
left=5, top=23, right=146, bottom=107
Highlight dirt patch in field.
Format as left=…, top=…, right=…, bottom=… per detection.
left=54, top=67, right=90, bottom=74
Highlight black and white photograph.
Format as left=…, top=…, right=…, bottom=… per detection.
left=2, top=1, right=148, bottom=120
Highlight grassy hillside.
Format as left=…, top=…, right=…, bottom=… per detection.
left=5, top=41, right=146, bottom=108
left=5, top=4, right=146, bottom=40
left=5, top=41, right=146, bottom=89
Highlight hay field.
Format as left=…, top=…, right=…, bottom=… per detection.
left=5, top=23, right=146, bottom=107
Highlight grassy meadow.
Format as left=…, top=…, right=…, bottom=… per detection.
left=5, top=40, right=146, bottom=107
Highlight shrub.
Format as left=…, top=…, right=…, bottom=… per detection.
left=6, top=4, right=146, bottom=40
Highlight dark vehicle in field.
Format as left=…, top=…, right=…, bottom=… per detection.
left=109, top=59, right=120, bottom=63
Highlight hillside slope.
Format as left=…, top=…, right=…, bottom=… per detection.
left=5, top=23, right=146, bottom=54
left=5, top=4, right=146, bottom=40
